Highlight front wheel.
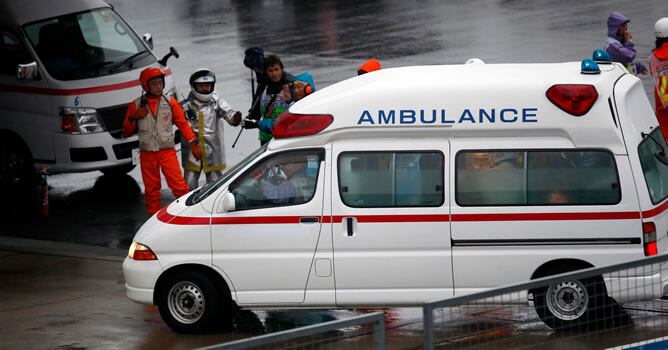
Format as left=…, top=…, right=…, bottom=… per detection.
left=534, top=276, right=607, bottom=331
left=157, top=270, right=226, bottom=333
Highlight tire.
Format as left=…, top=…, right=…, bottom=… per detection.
left=0, top=138, right=37, bottom=216
left=100, top=163, right=136, bottom=176
left=534, top=276, right=607, bottom=331
left=157, top=270, right=228, bottom=334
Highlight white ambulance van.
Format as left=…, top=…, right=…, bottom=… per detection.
left=0, top=0, right=178, bottom=197
left=123, top=58, right=668, bottom=333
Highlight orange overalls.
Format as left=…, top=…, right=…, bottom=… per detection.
left=123, top=94, right=196, bottom=216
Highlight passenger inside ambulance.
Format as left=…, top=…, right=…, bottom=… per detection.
left=457, top=150, right=620, bottom=206
left=229, top=150, right=321, bottom=210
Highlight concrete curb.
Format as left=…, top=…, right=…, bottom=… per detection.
left=0, top=235, right=126, bottom=262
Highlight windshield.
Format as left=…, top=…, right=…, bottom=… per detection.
left=23, top=8, right=154, bottom=81
left=187, top=144, right=269, bottom=206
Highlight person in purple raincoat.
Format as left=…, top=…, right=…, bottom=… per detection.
left=604, top=12, right=647, bottom=75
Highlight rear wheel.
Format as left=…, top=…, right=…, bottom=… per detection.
left=157, top=270, right=230, bottom=333
left=534, top=276, right=607, bottom=331
left=0, top=138, right=37, bottom=216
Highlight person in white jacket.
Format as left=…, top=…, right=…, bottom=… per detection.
left=181, top=68, right=241, bottom=190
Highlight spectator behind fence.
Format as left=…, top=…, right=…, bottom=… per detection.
left=604, top=12, right=647, bottom=75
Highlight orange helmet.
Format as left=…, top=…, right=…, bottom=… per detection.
left=139, top=67, right=165, bottom=92
left=357, top=58, right=381, bottom=75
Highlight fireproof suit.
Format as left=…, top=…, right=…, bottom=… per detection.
left=123, top=68, right=196, bottom=216
left=650, top=43, right=668, bottom=140
left=181, top=91, right=240, bottom=189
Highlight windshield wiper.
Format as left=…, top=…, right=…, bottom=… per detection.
left=108, top=50, right=150, bottom=73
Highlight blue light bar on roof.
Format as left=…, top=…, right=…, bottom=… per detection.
left=592, top=49, right=611, bottom=64
left=581, top=59, right=601, bottom=74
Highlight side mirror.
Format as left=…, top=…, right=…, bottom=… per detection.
left=142, top=33, right=154, bottom=50
left=655, top=152, right=668, bottom=166
left=219, top=192, right=236, bottom=213
left=158, top=46, right=179, bottom=66
left=17, top=62, right=40, bottom=80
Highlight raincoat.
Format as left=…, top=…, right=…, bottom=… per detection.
left=650, top=43, right=668, bottom=139
left=604, top=12, right=645, bottom=74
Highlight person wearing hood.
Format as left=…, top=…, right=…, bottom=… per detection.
left=122, top=67, right=201, bottom=216
left=604, top=12, right=647, bottom=75
left=181, top=68, right=242, bottom=190
left=242, top=54, right=294, bottom=145
left=650, top=17, right=668, bottom=139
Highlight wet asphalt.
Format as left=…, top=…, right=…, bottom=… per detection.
left=2, top=0, right=668, bottom=348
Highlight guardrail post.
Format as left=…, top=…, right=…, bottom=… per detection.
left=423, top=305, right=434, bottom=350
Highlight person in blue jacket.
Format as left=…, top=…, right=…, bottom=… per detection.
left=242, top=72, right=316, bottom=136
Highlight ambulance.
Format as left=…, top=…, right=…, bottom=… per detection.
left=123, top=56, right=668, bottom=333
left=0, top=0, right=178, bottom=198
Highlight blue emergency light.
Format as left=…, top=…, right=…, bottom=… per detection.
left=581, top=59, right=600, bottom=74
left=592, top=49, right=611, bottom=64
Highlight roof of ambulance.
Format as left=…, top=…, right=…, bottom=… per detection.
left=281, top=61, right=633, bottom=151
left=0, top=0, right=110, bottom=26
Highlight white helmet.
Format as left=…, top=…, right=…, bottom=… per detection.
left=656, top=17, right=668, bottom=39
left=189, top=68, right=216, bottom=102
left=465, top=58, right=485, bottom=65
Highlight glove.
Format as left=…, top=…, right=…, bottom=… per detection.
left=130, top=106, right=149, bottom=122
left=242, top=118, right=258, bottom=129
left=190, top=141, right=202, bottom=160
left=185, top=107, right=197, bottom=121
left=230, top=111, right=242, bottom=126
left=635, top=63, right=648, bottom=75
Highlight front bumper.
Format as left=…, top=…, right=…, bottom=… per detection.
left=44, top=132, right=139, bottom=173
left=122, top=257, right=162, bottom=305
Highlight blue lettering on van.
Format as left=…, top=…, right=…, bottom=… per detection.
left=357, top=108, right=539, bottom=125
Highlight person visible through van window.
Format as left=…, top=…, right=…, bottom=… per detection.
left=241, top=54, right=293, bottom=145
left=357, top=58, right=381, bottom=75
left=604, top=12, right=647, bottom=75
left=260, top=164, right=296, bottom=204
left=463, top=152, right=496, bottom=170
left=123, top=67, right=201, bottom=216
left=181, top=68, right=242, bottom=190
left=650, top=17, right=668, bottom=139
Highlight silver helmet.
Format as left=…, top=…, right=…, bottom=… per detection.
left=189, top=68, right=216, bottom=102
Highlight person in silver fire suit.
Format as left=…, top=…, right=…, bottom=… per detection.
left=181, top=68, right=242, bottom=190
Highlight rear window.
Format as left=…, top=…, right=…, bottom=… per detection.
left=456, top=150, right=620, bottom=206
left=638, top=128, right=668, bottom=204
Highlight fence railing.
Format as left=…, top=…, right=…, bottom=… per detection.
left=423, top=253, right=668, bottom=350
left=198, top=311, right=385, bottom=350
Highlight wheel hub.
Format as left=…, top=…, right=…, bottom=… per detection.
left=546, top=280, right=589, bottom=321
left=168, top=281, right=205, bottom=324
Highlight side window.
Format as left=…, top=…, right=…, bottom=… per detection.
left=638, top=129, right=668, bottom=203
left=338, top=151, right=444, bottom=207
left=0, top=30, right=32, bottom=76
left=229, top=149, right=324, bottom=211
left=456, top=150, right=620, bottom=206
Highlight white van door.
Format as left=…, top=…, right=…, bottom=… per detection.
left=211, top=148, right=326, bottom=305
left=331, top=139, right=452, bottom=305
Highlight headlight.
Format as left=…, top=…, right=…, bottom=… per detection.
left=128, top=241, right=158, bottom=260
left=59, top=107, right=104, bottom=134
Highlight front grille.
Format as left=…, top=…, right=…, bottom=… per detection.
left=70, top=147, right=108, bottom=162
left=98, top=104, right=129, bottom=139
left=112, top=141, right=139, bottom=160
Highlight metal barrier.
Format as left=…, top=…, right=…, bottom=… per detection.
left=198, top=311, right=385, bottom=350
left=423, top=254, right=668, bottom=350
